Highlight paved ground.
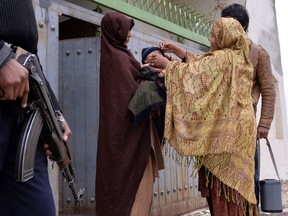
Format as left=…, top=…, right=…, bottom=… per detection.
left=182, top=181, right=288, bottom=216
left=63, top=181, right=288, bottom=216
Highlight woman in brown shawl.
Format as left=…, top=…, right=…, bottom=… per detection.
left=96, top=12, right=164, bottom=216
left=152, top=17, right=258, bottom=216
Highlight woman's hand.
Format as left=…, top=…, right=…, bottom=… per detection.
left=149, top=54, right=170, bottom=72
left=159, top=41, right=186, bottom=59
left=159, top=41, right=178, bottom=53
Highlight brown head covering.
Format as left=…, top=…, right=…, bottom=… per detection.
left=96, top=12, right=151, bottom=216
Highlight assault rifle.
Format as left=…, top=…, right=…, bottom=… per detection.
left=15, top=52, right=84, bottom=206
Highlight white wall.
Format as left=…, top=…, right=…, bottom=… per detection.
left=246, top=0, right=288, bottom=180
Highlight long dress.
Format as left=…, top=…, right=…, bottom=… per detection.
left=96, top=12, right=161, bottom=216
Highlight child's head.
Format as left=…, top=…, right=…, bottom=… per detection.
left=141, top=47, right=164, bottom=64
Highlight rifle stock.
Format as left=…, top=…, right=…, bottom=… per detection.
left=15, top=53, right=84, bottom=206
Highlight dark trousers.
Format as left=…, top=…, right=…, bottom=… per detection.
left=254, top=140, right=260, bottom=206
left=0, top=101, right=56, bottom=216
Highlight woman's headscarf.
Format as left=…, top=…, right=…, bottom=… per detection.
left=101, top=11, right=134, bottom=51
left=212, top=17, right=251, bottom=57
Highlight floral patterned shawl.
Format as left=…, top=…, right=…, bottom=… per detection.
left=164, top=17, right=257, bottom=204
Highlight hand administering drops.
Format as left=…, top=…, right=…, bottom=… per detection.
left=148, top=52, right=170, bottom=72
left=159, top=41, right=186, bottom=60
left=159, top=41, right=177, bottom=53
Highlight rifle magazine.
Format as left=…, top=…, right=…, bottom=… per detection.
left=15, top=107, right=44, bottom=182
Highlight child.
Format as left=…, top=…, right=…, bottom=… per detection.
left=128, top=46, right=168, bottom=142
left=140, top=46, right=167, bottom=93
left=141, top=46, right=166, bottom=75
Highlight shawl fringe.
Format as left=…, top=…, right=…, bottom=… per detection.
left=203, top=167, right=258, bottom=216
left=164, top=141, right=257, bottom=207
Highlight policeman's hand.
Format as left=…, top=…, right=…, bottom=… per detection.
left=43, top=116, right=72, bottom=157
left=61, top=118, right=72, bottom=142
left=257, top=126, right=269, bottom=139
left=43, top=144, right=52, bottom=157
left=0, top=58, right=29, bottom=108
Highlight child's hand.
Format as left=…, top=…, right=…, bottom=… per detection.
left=158, top=71, right=165, bottom=77
left=142, top=63, right=150, bottom=67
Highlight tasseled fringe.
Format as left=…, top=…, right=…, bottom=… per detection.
left=164, top=141, right=199, bottom=179
left=164, top=140, right=195, bottom=166
left=164, top=141, right=195, bottom=170
left=203, top=167, right=258, bottom=216
left=163, top=141, right=258, bottom=216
